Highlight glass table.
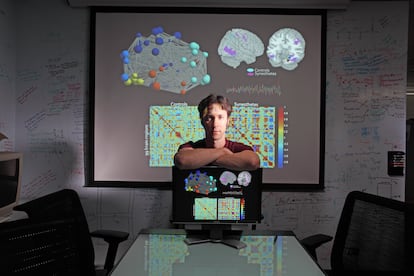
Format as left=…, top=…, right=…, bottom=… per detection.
left=110, top=228, right=326, bottom=276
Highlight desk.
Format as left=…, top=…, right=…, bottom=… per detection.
left=110, top=229, right=326, bottom=276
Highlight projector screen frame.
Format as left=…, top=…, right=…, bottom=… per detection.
left=87, top=6, right=327, bottom=190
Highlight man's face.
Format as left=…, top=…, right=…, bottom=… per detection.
left=202, top=103, right=229, bottom=142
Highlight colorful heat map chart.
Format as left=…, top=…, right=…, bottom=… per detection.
left=193, top=197, right=245, bottom=220
left=149, top=105, right=289, bottom=168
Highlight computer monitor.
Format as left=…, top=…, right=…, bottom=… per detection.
left=172, top=166, right=262, bottom=248
left=0, top=152, right=23, bottom=222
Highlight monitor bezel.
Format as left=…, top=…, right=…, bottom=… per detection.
left=171, top=166, right=263, bottom=225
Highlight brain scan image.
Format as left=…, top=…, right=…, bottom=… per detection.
left=219, top=171, right=237, bottom=185
left=217, top=28, right=264, bottom=68
left=237, top=171, right=252, bottom=187
left=266, top=28, right=306, bottom=70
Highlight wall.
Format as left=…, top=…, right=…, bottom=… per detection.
left=0, top=0, right=408, bottom=268
left=0, top=0, right=15, bottom=151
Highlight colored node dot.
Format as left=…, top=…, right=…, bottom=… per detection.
left=132, top=72, right=138, bottom=78
left=203, top=52, right=209, bottom=58
left=190, top=61, right=196, bottom=68
left=191, top=77, right=197, bottom=83
left=121, top=73, right=129, bottom=81
left=137, top=78, right=145, bottom=85
left=136, top=32, right=142, bottom=38
left=123, top=57, right=129, bottom=64
left=175, top=131, right=182, bottom=138
left=124, top=79, right=132, bottom=86
left=149, top=70, right=157, bottom=78
left=121, top=50, right=129, bottom=58
left=155, top=37, right=164, bottom=45
left=132, top=79, right=140, bottom=85
left=152, top=48, right=160, bottom=56
left=152, top=82, right=161, bottom=90
left=159, top=66, right=165, bottom=71
left=152, top=26, right=163, bottom=35
left=189, top=42, right=200, bottom=50
left=174, top=32, right=182, bottom=39
left=144, top=40, right=150, bottom=46
left=181, top=81, right=186, bottom=86
left=202, top=74, right=211, bottom=85
left=180, top=90, right=186, bottom=95
left=134, top=45, right=143, bottom=53
left=191, top=49, right=199, bottom=55
left=181, top=57, right=187, bottom=63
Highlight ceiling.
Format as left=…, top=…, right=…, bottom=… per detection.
left=66, top=0, right=351, bottom=8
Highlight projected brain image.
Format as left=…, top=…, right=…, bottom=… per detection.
left=266, top=28, right=306, bottom=70
left=120, top=26, right=211, bottom=94
left=217, top=28, right=265, bottom=68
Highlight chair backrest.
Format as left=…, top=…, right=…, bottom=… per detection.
left=331, top=191, right=414, bottom=273
left=0, top=217, right=96, bottom=275
left=13, top=189, right=96, bottom=274
left=14, top=189, right=89, bottom=224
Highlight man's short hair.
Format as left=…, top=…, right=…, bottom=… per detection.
left=198, top=94, right=232, bottom=121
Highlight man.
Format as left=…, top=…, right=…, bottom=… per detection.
left=174, top=94, right=260, bottom=171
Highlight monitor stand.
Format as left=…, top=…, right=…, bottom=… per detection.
left=184, top=224, right=247, bottom=249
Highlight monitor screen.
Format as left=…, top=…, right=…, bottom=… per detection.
left=172, top=166, right=262, bottom=225
left=89, top=7, right=326, bottom=189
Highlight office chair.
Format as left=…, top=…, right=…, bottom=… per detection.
left=13, top=189, right=129, bottom=275
left=0, top=217, right=96, bottom=275
left=300, top=190, right=414, bottom=276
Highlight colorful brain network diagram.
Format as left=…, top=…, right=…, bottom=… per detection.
left=120, top=26, right=211, bottom=94
left=184, top=170, right=253, bottom=196
left=149, top=105, right=275, bottom=168
left=184, top=170, right=218, bottom=196
left=218, top=27, right=306, bottom=70
left=184, top=170, right=251, bottom=221
left=119, top=26, right=306, bottom=93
